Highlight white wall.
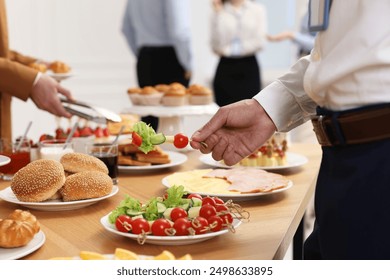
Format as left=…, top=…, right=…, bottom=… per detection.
left=6, top=0, right=308, bottom=141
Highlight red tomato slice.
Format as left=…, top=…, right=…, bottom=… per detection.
left=173, top=133, right=189, bottom=149
left=132, top=131, right=143, bottom=147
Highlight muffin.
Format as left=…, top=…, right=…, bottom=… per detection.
left=187, top=84, right=213, bottom=105
left=161, top=83, right=187, bottom=106
left=154, top=84, right=170, bottom=94
left=127, top=87, right=142, bottom=105
left=139, top=86, right=163, bottom=106
left=49, top=61, right=71, bottom=73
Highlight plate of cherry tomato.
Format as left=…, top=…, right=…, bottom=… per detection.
left=100, top=213, right=241, bottom=245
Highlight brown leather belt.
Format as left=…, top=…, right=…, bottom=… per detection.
left=311, top=105, right=390, bottom=146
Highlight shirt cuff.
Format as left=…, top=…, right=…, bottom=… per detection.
left=33, top=72, right=42, bottom=87
left=253, top=81, right=305, bottom=132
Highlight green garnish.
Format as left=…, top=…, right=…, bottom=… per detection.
left=108, top=185, right=188, bottom=224
left=131, top=121, right=167, bottom=152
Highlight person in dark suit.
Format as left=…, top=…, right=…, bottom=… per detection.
left=122, top=0, right=193, bottom=130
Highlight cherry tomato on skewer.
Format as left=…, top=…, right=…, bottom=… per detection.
left=173, top=133, right=189, bottom=149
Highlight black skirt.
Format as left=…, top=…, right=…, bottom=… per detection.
left=213, top=55, right=261, bottom=107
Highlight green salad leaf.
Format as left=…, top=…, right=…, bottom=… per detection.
left=108, top=195, right=141, bottom=223
left=132, top=121, right=158, bottom=153
left=163, top=185, right=187, bottom=208
left=108, top=185, right=189, bottom=224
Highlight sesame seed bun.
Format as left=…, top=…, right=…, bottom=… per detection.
left=60, top=171, right=113, bottom=201
left=10, top=159, right=66, bottom=202
left=60, top=153, right=108, bottom=174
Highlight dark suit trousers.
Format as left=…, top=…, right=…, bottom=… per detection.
left=304, top=139, right=390, bottom=259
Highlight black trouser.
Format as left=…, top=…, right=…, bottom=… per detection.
left=137, top=46, right=190, bottom=130
left=304, top=110, right=390, bottom=259
left=213, top=55, right=261, bottom=107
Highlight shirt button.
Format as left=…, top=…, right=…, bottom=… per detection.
left=311, top=51, right=320, bottom=61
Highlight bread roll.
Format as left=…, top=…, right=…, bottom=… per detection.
left=0, top=219, right=36, bottom=248
left=60, top=152, right=108, bottom=174
left=60, top=171, right=113, bottom=201
left=7, top=209, right=40, bottom=234
left=0, top=210, right=40, bottom=248
left=11, top=159, right=66, bottom=202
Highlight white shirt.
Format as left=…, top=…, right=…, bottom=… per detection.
left=254, top=0, right=390, bottom=132
left=210, top=0, right=267, bottom=57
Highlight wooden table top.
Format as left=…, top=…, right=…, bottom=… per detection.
left=0, top=143, right=321, bottom=260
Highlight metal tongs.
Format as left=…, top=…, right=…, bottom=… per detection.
left=60, top=97, right=122, bottom=124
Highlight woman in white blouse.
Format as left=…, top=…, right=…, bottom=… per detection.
left=210, top=0, right=267, bottom=107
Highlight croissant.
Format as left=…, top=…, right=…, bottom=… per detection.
left=0, top=210, right=40, bottom=248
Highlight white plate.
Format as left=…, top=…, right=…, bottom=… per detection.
left=0, top=185, right=119, bottom=211
left=0, top=230, right=45, bottom=260
left=199, top=152, right=308, bottom=171
left=100, top=213, right=241, bottom=245
left=161, top=176, right=293, bottom=201
left=48, top=72, right=74, bottom=82
left=118, top=151, right=188, bottom=171
left=0, top=155, right=11, bottom=166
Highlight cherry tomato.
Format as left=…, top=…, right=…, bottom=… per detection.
left=72, top=128, right=80, bottom=138
left=170, top=207, right=188, bottom=222
left=199, top=204, right=217, bottom=220
left=213, top=197, right=225, bottom=205
left=151, top=218, right=172, bottom=236
left=115, top=215, right=133, bottom=233
left=132, top=131, right=143, bottom=147
left=79, top=126, right=93, bottom=137
left=94, top=126, right=104, bottom=138
left=102, top=127, right=110, bottom=137
left=208, top=215, right=224, bottom=232
left=130, top=218, right=150, bottom=234
left=188, top=193, right=202, bottom=200
left=215, top=204, right=229, bottom=213
left=220, top=213, right=234, bottom=226
left=202, top=196, right=216, bottom=207
left=173, top=217, right=192, bottom=236
left=173, top=133, right=189, bottom=149
left=191, top=216, right=209, bottom=235
left=55, top=127, right=64, bottom=138
left=39, top=134, right=54, bottom=142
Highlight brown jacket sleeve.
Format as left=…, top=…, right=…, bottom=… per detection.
left=8, top=50, right=37, bottom=66
left=0, top=58, right=37, bottom=101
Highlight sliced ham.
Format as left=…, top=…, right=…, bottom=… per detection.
left=203, top=168, right=290, bottom=194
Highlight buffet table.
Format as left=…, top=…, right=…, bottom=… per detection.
left=0, top=143, right=322, bottom=260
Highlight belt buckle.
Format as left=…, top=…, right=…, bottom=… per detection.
left=312, top=115, right=332, bottom=146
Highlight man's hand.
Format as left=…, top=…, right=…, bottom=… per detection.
left=30, top=74, right=73, bottom=118
left=190, top=99, right=276, bottom=166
